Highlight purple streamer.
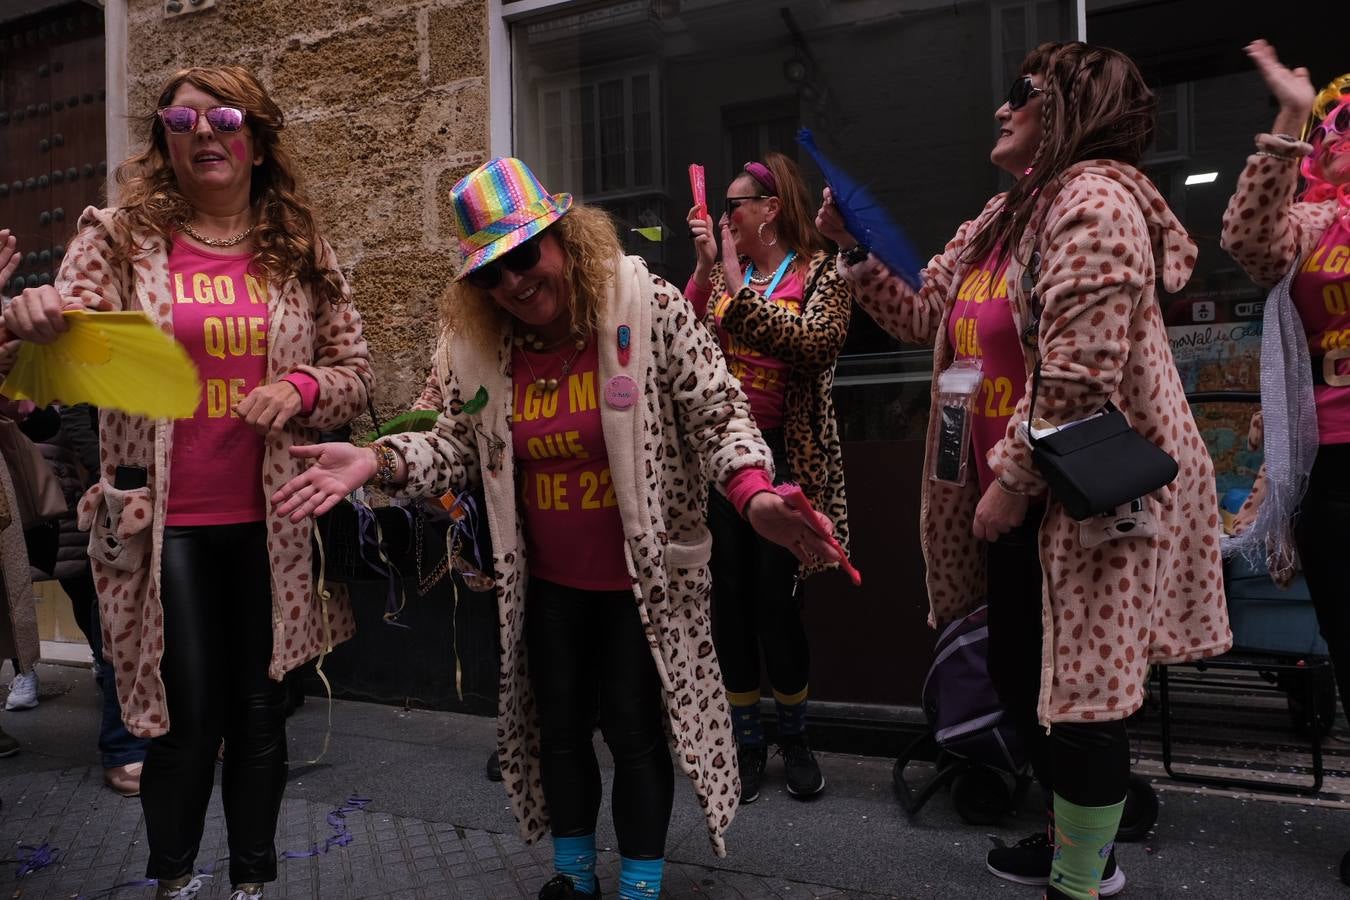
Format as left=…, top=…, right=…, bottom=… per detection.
left=351, top=502, right=411, bottom=627
left=280, top=794, right=372, bottom=860
left=11, top=842, right=60, bottom=877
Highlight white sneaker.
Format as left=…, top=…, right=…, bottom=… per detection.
left=229, top=885, right=263, bottom=900
left=5, top=671, right=38, bottom=711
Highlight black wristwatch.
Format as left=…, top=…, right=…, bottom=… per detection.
left=840, top=243, right=870, bottom=267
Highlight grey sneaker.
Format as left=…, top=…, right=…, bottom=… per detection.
left=5, top=670, right=38, bottom=711
left=155, top=874, right=212, bottom=899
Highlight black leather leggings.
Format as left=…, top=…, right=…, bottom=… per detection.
left=142, top=523, right=287, bottom=885
left=985, top=513, right=1130, bottom=808
left=524, top=579, right=673, bottom=860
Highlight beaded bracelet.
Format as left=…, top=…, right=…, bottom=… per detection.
left=371, top=443, right=400, bottom=485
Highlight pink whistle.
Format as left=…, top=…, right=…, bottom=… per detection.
left=773, top=483, right=862, bottom=586
left=689, top=163, right=707, bottom=219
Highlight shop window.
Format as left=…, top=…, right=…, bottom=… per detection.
left=511, top=0, right=1074, bottom=441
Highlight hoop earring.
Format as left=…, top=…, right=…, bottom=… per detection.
left=757, top=221, right=778, bottom=248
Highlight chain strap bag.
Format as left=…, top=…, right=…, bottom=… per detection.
left=1020, top=249, right=1178, bottom=521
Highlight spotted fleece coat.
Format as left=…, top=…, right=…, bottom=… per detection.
left=380, top=253, right=773, bottom=856
left=55, top=206, right=372, bottom=739
left=1219, top=133, right=1336, bottom=288
left=840, top=161, right=1230, bottom=725
left=703, top=250, right=851, bottom=573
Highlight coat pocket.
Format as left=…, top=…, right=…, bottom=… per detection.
left=78, top=480, right=154, bottom=573
left=664, top=529, right=713, bottom=571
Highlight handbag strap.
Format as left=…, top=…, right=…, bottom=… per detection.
left=1020, top=246, right=1047, bottom=448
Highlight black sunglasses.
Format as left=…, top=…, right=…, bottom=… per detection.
left=1006, top=75, right=1049, bottom=111
left=723, top=194, right=772, bottom=220
left=465, top=233, right=545, bottom=290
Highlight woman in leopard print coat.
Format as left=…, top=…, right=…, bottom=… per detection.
left=273, top=158, right=838, bottom=900
left=684, top=152, right=851, bottom=803
left=820, top=43, right=1229, bottom=898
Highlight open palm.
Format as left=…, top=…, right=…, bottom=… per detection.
left=272, top=442, right=376, bottom=522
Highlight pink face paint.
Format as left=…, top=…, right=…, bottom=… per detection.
left=228, top=138, right=248, bottom=163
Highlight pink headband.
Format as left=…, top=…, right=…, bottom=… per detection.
left=743, top=161, right=778, bottom=195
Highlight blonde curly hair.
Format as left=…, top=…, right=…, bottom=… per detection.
left=440, top=204, right=624, bottom=342
left=111, top=65, right=346, bottom=306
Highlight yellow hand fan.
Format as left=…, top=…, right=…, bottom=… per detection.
left=1, top=310, right=201, bottom=419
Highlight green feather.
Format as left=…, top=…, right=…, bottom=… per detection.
left=360, top=408, right=440, bottom=443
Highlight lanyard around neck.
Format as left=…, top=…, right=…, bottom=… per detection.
left=745, top=250, right=797, bottom=300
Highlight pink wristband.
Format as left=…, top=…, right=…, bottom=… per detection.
left=281, top=372, right=320, bottom=416
left=725, top=467, right=774, bottom=518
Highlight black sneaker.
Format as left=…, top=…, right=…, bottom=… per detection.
left=778, top=734, right=825, bottom=799
left=986, top=831, right=1125, bottom=896
left=538, top=874, right=601, bottom=899
left=738, top=743, right=767, bottom=804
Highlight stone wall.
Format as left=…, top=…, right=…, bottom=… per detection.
left=123, top=0, right=490, bottom=415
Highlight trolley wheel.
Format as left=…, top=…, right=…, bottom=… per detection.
left=950, top=766, right=1011, bottom=826
left=1115, top=775, right=1159, bottom=843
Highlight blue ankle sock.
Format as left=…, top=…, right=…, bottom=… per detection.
left=774, top=689, right=808, bottom=737
left=618, top=856, right=663, bottom=899
left=728, top=690, right=764, bottom=747
left=553, top=834, right=597, bottom=894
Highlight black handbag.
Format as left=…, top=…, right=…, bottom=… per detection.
left=1021, top=249, right=1178, bottom=521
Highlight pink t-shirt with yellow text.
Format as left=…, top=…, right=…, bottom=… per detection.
left=945, top=249, right=1024, bottom=491
left=706, top=269, right=803, bottom=430
left=1291, top=216, right=1350, bottom=445
left=512, top=340, right=630, bottom=590
left=166, top=237, right=271, bottom=525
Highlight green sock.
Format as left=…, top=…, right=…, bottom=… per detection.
left=1049, top=793, right=1124, bottom=899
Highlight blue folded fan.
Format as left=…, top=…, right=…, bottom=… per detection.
left=797, top=127, right=924, bottom=289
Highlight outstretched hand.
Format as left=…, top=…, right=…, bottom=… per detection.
left=1246, top=39, right=1314, bottom=120
left=272, top=442, right=378, bottom=523
left=745, top=492, right=840, bottom=565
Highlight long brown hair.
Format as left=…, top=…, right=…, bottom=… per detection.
left=743, top=151, right=829, bottom=257
left=440, top=204, right=623, bottom=344
left=963, top=42, right=1155, bottom=265
left=112, top=66, right=346, bottom=305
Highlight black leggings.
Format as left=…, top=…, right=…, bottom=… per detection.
left=524, top=579, right=673, bottom=860
left=142, top=523, right=287, bottom=885
left=708, top=429, right=807, bottom=699
left=1296, top=443, right=1350, bottom=724
left=985, top=513, right=1130, bottom=808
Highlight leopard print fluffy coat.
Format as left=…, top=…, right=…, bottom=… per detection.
left=55, top=206, right=371, bottom=738
left=382, top=253, right=772, bottom=856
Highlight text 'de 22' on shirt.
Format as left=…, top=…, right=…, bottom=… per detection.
left=166, top=237, right=271, bottom=525
left=511, top=339, right=630, bottom=590
left=1292, top=216, right=1350, bottom=444
left=945, top=248, right=1023, bottom=492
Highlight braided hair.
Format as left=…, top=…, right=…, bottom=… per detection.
left=962, top=42, right=1156, bottom=266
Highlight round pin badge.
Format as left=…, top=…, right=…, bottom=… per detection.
left=604, top=374, right=639, bottom=410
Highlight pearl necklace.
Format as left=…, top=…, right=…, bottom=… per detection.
left=516, top=333, right=587, bottom=393
left=179, top=218, right=256, bottom=247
